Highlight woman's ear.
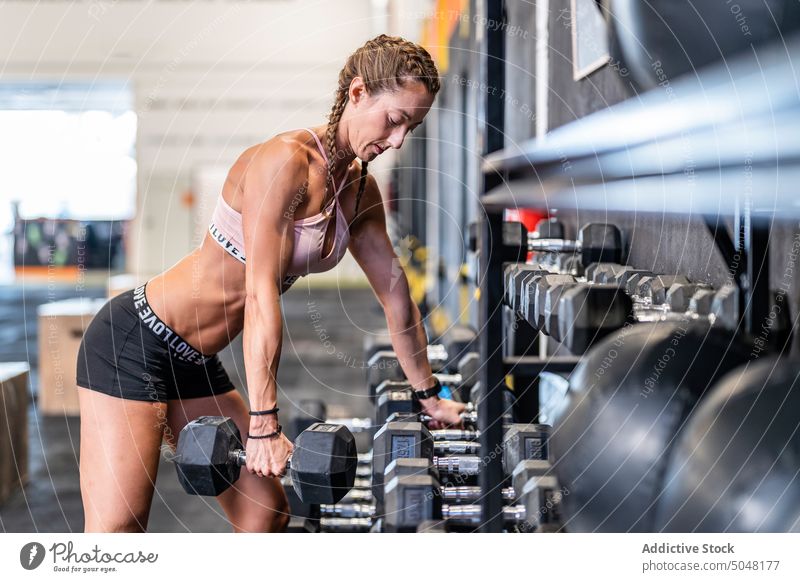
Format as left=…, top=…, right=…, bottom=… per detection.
left=349, top=76, right=370, bottom=107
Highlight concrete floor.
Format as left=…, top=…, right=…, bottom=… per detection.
left=0, top=280, right=385, bottom=532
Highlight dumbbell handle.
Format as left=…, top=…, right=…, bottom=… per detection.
left=433, top=455, right=482, bottom=476
left=434, top=440, right=480, bottom=455
left=339, top=488, right=373, bottom=503
left=319, top=503, right=375, bottom=519
left=319, top=517, right=373, bottom=532
left=420, top=410, right=478, bottom=425
left=432, top=429, right=479, bottom=441
left=442, top=503, right=527, bottom=526
left=527, top=238, right=579, bottom=253
left=441, top=486, right=515, bottom=503
left=228, top=449, right=294, bottom=473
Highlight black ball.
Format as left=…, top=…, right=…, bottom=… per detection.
left=550, top=322, right=751, bottom=532
left=606, top=0, right=800, bottom=91
left=655, top=357, right=800, bottom=532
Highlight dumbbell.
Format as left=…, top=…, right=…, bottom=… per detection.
left=368, top=351, right=480, bottom=403
left=384, top=458, right=555, bottom=522
left=174, top=416, right=357, bottom=504
left=374, top=383, right=479, bottom=428
left=384, top=456, right=551, bottom=505
left=383, top=470, right=562, bottom=532
left=527, top=223, right=623, bottom=268
left=371, top=420, right=549, bottom=513
left=504, top=263, right=552, bottom=312
left=373, top=359, right=479, bottom=404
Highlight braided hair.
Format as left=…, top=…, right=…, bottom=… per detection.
left=323, top=34, right=441, bottom=232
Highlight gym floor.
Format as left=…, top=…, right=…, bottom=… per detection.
left=0, top=282, right=384, bottom=532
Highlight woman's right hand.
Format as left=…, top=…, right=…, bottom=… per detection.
left=245, top=431, right=294, bottom=478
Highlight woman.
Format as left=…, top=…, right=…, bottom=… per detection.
left=75, top=34, right=466, bottom=533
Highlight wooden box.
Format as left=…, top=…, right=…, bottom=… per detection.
left=37, top=298, right=105, bottom=416
left=0, top=363, right=29, bottom=505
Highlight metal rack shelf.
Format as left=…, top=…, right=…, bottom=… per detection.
left=476, top=32, right=800, bottom=532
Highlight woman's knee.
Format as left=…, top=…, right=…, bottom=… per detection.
left=84, top=518, right=148, bottom=533
left=225, top=478, right=291, bottom=532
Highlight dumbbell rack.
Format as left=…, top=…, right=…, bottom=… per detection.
left=475, top=31, right=800, bottom=531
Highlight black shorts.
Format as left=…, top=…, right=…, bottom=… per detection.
left=76, top=285, right=237, bottom=402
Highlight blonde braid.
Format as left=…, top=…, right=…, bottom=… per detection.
left=324, top=34, right=441, bottom=231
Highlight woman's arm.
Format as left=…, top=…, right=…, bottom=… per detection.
left=348, top=174, right=465, bottom=427
left=240, top=140, right=307, bottom=476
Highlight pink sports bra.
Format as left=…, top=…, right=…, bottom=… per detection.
left=208, top=128, right=351, bottom=290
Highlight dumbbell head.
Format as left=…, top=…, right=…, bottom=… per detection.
left=375, top=387, right=421, bottom=427
left=519, top=475, right=563, bottom=532
left=502, top=423, right=550, bottom=476
left=372, top=421, right=434, bottom=506
left=175, top=416, right=241, bottom=497
left=557, top=253, right=583, bottom=276
left=532, top=218, right=565, bottom=240
left=515, top=265, right=551, bottom=313
left=290, top=423, right=359, bottom=504
left=711, top=284, right=739, bottom=329
left=377, top=456, right=439, bottom=516
left=512, top=459, right=552, bottom=500
left=639, top=275, right=691, bottom=305
left=557, top=284, right=634, bottom=354
left=367, top=351, right=405, bottom=399
left=585, top=262, right=624, bottom=283
left=666, top=283, right=712, bottom=312
left=689, top=287, right=716, bottom=315
left=605, top=267, right=654, bottom=289
left=577, top=223, right=623, bottom=265
left=535, top=274, right=577, bottom=330
left=384, top=474, right=442, bottom=532
left=543, top=280, right=579, bottom=340
left=175, top=417, right=357, bottom=504
left=625, top=271, right=656, bottom=295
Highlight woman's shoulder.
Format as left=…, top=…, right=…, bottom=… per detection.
left=232, top=131, right=317, bottom=203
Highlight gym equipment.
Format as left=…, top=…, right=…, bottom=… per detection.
left=550, top=322, right=752, bottom=532
left=365, top=325, right=478, bottom=392
left=557, top=283, right=634, bottom=354
left=635, top=275, right=691, bottom=305
left=655, top=357, right=800, bottom=532
left=174, top=416, right=357, bottom=504
left=366, top=345, right=448, bottom=390
left=526, top=223, right=623, bottom=266
left=605, top=0, right=800, bottom=92
left=383, top=473, right=559, bottom=532
left=371, top=420, right=550, bottom=511
left=531, top=218, right=565, bottom=240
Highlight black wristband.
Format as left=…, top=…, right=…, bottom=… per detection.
left=249, top=407, right=280, bottom=416
left=413, top=378, right=442, bottom=400
left=247, top=425, right=283, bottom=439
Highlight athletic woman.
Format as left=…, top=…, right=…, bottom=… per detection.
left=76, top=34, right=465, bottom=532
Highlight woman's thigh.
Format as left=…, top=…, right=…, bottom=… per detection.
left=78, top=387, right=166, bottom=532
left=165, top=390, right=290, bottom=532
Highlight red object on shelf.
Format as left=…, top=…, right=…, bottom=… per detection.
left=504, top=208, right=546, bottom=262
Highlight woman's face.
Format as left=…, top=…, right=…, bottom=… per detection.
left=348, top=78, right=435, bottom=162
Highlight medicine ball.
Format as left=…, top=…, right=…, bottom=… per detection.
left=604, top=0, right=800, bottom=91
left=550, top=322, right=751, bottom=532
left=655, top=357, right=800, bottom=532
